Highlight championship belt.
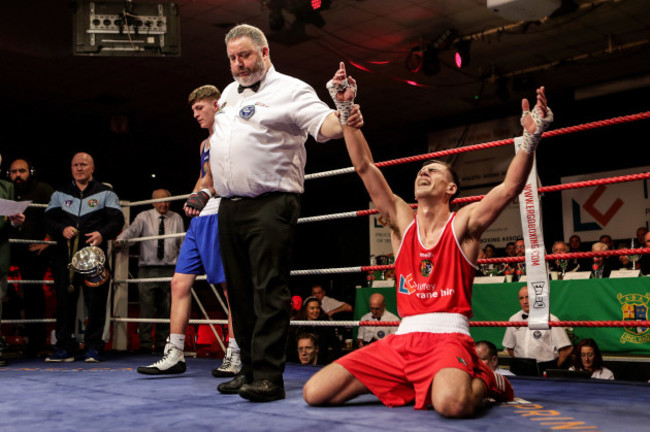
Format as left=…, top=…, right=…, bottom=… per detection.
left=69, top=246, right=110, bottom=287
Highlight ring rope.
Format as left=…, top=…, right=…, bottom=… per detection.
left=305, top=111, right=650, bottom=180
left=5, top=317, right=648, bottom=328
left=5, top=279, right=54, bottom=285
left=290, top=248, right=650, bottom=276
left=298, top=171, right=650, bottom=223
left=117, top=232, right=186, bottom=243
left=112, top=275, right=207, bottom=284
left=8, top=239, right=57, bottom=245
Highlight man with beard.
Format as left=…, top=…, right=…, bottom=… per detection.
left=9, top=158, right=54, bottom=356
left=211, top=24, right=351, bottom=402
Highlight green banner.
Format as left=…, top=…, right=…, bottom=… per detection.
left=471, top=278, right=650, bottom=354
left=354, top=278, right=650, bottom=354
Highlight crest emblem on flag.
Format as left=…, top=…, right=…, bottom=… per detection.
left=617, top=293, right=650, bottom=344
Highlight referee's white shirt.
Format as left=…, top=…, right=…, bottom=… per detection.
left=210, top=65, right=333, bottom=198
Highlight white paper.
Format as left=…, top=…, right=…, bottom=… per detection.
left=562, top=271, right=592, bottom=280
left=474, top=276, right=506, bottom=284
left=0, top=198, right=31, bottom=216
left=609, top=269, right=640, bottom=279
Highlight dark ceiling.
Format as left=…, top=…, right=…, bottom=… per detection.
left=1, top=0, right=649, bottom=198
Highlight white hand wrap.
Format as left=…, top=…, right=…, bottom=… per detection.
left=520, top=105, right=553, bottom=153
left=326, top=78, right=357, bottom=125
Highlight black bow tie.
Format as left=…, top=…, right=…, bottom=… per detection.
left=237, top=81, right=261, bottom=93
left=522, top=314, right=528, bottom=319
left=374, top=316, right=381, bottom=320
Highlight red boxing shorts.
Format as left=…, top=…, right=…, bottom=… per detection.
left=336, top=332, right=486, bottom=410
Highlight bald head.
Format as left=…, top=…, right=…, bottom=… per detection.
left=71, top=152, right=94, bottom=187
left=369, top=293, right=386, bottom=319
left=152, top=189, right=171, bottom=215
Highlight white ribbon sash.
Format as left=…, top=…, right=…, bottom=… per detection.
left=515, top=136, right=550, bottom=330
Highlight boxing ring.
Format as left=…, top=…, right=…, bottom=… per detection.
left=3, top=111, right=650, bottom=431
left=1, top=355, right=649, bottom=431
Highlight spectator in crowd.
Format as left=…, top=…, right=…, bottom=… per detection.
left=296, top=333, right=320, bottom=365
left=44, top=152, right=124, bottom=363
left=513, top=238, right=526, bottom=280
left=479, top=243, right=503, bottom=276
left=620, top=227, right=649, bottom=270
left=289, top=297, right=341, bottom=365
left=634, top=226, right=648, bottom=248
left=483, top=244, right=497, bottom=258
left=115, top=188, right=184, bottom=354
left=475, top=340, right=514, bottom=376
left=569, top=338, right=614, bottom=380
left=639, top=231, right=650, bottom=275
left=502, top=286, right=573, bottom=374
left=568, top=234, right=592, bottom=271
left=590, top=241, right=612, bottom=279
left=598, top=234, right=622, bottom=273
left=9, top=158, right=54, bottom=357
left=311, top=284, right=352, bottom=318
left=504, top=241, right=516, bottom=258
left=0, top=154, right=26, bottom=366
left=357, top=293, right=400, bottom=347
left=548, top=240, right=580, bottom=277
left=599, top=234, right=614, bottom=250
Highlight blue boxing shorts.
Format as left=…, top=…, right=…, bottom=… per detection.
left=175, top=213, right=226, bottom=285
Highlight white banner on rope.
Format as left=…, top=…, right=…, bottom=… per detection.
left=515, top=137, right=550, bottom=330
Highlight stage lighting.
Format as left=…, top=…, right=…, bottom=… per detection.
left=453, top=39, right=471, bottom=69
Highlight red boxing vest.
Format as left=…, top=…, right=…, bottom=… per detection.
left=394, top=213, right=476, bottom=319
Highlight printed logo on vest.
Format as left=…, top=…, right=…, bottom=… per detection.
left=420, top=259, right=433, bottom=277
left=398, top=274, right=417, bottom=295
left=88, top=199, right=98, bottom=208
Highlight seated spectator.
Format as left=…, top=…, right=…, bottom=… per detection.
left=591, top=242, right=612, bottom=278
left=289, top=297, right=341, bottom=364
left=478, top=244, right=503, bottom=276
left=569, top=338, right=614, bottom=380
left=504, top=241, right=516, bottom=258
left=548, top=240, right=580, bottom=277
left=357, top=293, right=400, bottom=347
left=483, top=244, right=497, bottom=258
left=475, top=340, right=514, bottom=376
left=296, top=333, right=320, bottom=365
left=568, top=234, right=592, bottom=272
left=620, top=229, right=649, bottom=271
left=311, top=284, right=352, bottom=318
left=640, top=231, right=650, bottom=275
left=634, top=226, right=648, bottom=248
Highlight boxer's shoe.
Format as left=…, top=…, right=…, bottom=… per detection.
left=137, top=343, right=186, bottom=375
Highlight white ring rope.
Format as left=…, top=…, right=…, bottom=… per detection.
left=9, top=239, right=57, bottom=245
left=304, top=166, right=356, bottom=180
left=5, top=279, right=54, bottom=285
left=122, top=194, right=190, bottom=207
left=113, top=275, right=207, bottom=284
left=290, top=266, right=363, bottom=276
left=297, top=211, right=360, bottom=224
left=119, top=232, right=186, bottom=243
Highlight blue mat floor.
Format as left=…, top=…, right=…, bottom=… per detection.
left=1, top=353, right=648, bottom=431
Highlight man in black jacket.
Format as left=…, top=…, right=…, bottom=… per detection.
left=9, top=158, right=54, bottom=356
left=44, top=153, right=124, bottom=362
